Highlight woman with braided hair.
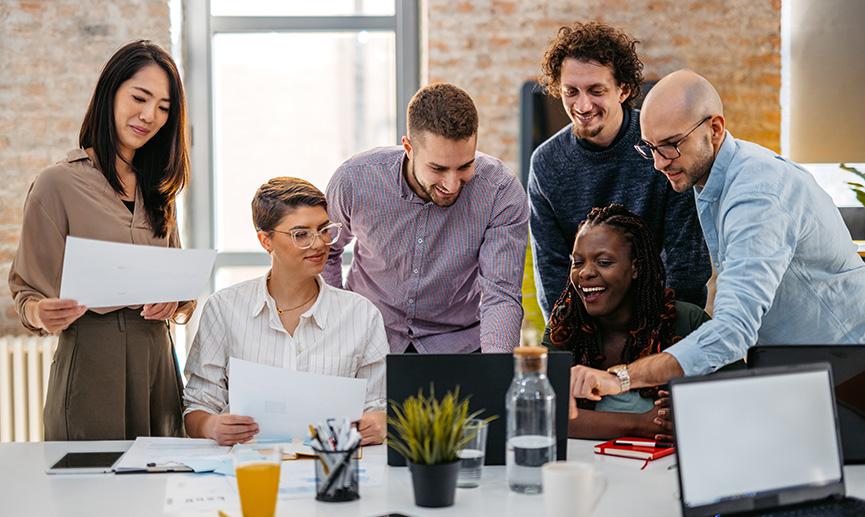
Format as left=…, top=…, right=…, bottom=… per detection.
left=542, top=204, right=709, bottom=441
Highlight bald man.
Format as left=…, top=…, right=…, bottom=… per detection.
left=567, top=69, right=865, bottom=410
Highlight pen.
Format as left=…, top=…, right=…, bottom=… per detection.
left=309, top=425, right=321, bottom=448
left=614, top=440, right=673, bottom=448
left=321, top=439, right=360, bottom=494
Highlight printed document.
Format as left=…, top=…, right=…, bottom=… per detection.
left=229, top=357, right=367, bottom=441
left=59, top=236, right=216, bottom=307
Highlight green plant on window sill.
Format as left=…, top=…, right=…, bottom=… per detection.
left=842, top=163, right=865, bottom=207
left=387, top=386, right=496, bottom=465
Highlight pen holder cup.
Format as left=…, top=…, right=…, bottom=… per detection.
left=312, top=447, right=360, bottom=502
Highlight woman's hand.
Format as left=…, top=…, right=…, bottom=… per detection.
left=652, top=390, right=674, bottom=443
left=32, top=298, right=87, bottom=334
left=634, top=390, right=675, bottom=442
left=204, top=414, right=260, bottom=446
left=141, top=302, right=179, bottom=321
left=357, top=411, right=386, bottom=445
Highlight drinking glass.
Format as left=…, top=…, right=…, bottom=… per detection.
left=457, top=419, right=489, bottom=488
left=233, top=445, right=282, bottom=517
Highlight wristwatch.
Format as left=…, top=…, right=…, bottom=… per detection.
left=606, top=364, right=631, bottom=393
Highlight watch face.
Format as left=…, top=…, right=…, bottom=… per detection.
left=609, top=365, right=630, bottom=392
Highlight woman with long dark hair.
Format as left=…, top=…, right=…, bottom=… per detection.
left=543, top=204, right=709, bottom=441
left=9, top=40, right=192, bottom=440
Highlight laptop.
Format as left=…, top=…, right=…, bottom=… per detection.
left=747, top=345, right=865, bottom=464
left=386, top=351, right=571, bottom=466
left=670, top=364, right=865, bottom=516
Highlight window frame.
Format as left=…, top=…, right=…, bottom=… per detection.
left=182, top=0, right=419, bottom=272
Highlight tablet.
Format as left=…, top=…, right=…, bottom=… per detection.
left=46, top=451, right=125, bottom=474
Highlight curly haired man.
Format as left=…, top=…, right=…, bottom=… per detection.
left=528, top=22, right=711, bottom=319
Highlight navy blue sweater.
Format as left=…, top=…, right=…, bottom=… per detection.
left=528, top=109, right=711, bottom=319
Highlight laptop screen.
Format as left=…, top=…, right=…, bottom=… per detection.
left=673, top=367, right=843, bottom=513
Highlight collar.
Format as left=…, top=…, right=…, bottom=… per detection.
left=397, top=152, right=417, bottom=201
left=67, top=148, right=91, bottom=164
left=697, top=130, right=735, bottom=203
left=252, top=273, right=329, bottom=331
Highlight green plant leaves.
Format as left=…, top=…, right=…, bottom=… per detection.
left=842, top=164, right=865, bottom=207
left=386, top=385, right=497, bottom=465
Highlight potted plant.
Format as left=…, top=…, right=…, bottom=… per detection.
left=387, top=387, right=490, bottom=508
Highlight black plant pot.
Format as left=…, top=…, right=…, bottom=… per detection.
left=407, top=460, right=460, bottom=508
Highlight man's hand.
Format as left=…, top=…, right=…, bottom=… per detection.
left=204, top=414, right=259, bottom=445
left=357, top=411, right=386, bottom=445
left=568, top=365, right=622, bottom=417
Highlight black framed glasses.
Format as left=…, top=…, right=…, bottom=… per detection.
left=269, top=222, right=343, bottom=249
left=634, top=116, right=711, bottom=161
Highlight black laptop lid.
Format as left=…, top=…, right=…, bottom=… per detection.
left=748, top=345, right=865, bottom=464
left=671, top=364, right=846, bottom=517
left=386, top=351, right=571, bottom=466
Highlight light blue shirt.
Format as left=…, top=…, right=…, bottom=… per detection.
left=666, top=132, right=865, bottom=376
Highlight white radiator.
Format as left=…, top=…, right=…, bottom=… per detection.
left=0, top=336, right=57, bottom=442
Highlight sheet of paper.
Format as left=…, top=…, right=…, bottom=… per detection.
left=229, top=357, right=367, bottom=441
left=235, top=440, right=317, bottom=460
left=114, top=437, right=230, bottom=472
left=275, top=461, right=384, bottom=499
left=163, top=474, right=238, bottom=513
left=162, top=462, right=383, bottom=511
left=59, top=236, right=216, bottom=308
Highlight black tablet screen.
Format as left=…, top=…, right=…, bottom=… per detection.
left=51, top=451, right=124, bottom=469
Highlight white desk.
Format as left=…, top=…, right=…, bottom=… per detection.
left=2, top=439, right=864, bottom=516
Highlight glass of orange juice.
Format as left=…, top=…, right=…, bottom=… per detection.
left=233, top=445, right=282, bottom=517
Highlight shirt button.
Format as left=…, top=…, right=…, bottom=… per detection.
left=408, top=298, right=414, bottom=304
left=417, top=238, right=423, bottom=244
left=407, top=318, right=413, bottom=325
left=413, top=268, right=419, bottom=274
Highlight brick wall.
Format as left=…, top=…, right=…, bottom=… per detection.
left=0, top=1, right=169, bottom=335
left=425, top=0, right=780, bottom=330
left=425, top=0, right=781, bottom=173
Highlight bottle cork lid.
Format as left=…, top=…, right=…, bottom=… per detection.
left=513, top=346, right=548, bottom=357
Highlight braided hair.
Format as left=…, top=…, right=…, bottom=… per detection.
left=547, top=205, right=678, bottom=403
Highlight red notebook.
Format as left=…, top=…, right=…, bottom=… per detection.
left=593, top=437, right=676, bottom=462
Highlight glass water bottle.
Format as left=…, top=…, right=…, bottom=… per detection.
left=505, top=346, right=556, bottom=494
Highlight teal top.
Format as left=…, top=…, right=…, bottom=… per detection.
left=543, top=300, right=709, bottom=413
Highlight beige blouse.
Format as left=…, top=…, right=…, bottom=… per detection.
left=8, top=149, right=194, bottom=333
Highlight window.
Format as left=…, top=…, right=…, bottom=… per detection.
left=181, top=0, right=419, bottom=355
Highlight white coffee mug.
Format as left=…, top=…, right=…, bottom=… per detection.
left=542, top=461, right=607, bottom=517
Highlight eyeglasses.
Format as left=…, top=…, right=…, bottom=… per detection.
left=268, top=222, right=343, bottom=249
left=634, top=116, right=711, bottom=161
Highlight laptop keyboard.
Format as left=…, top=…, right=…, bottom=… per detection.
left=750, top=497, right=865, bottom=516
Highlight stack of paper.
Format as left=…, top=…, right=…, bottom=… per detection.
left=114, top=437, right=230, bottom=473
